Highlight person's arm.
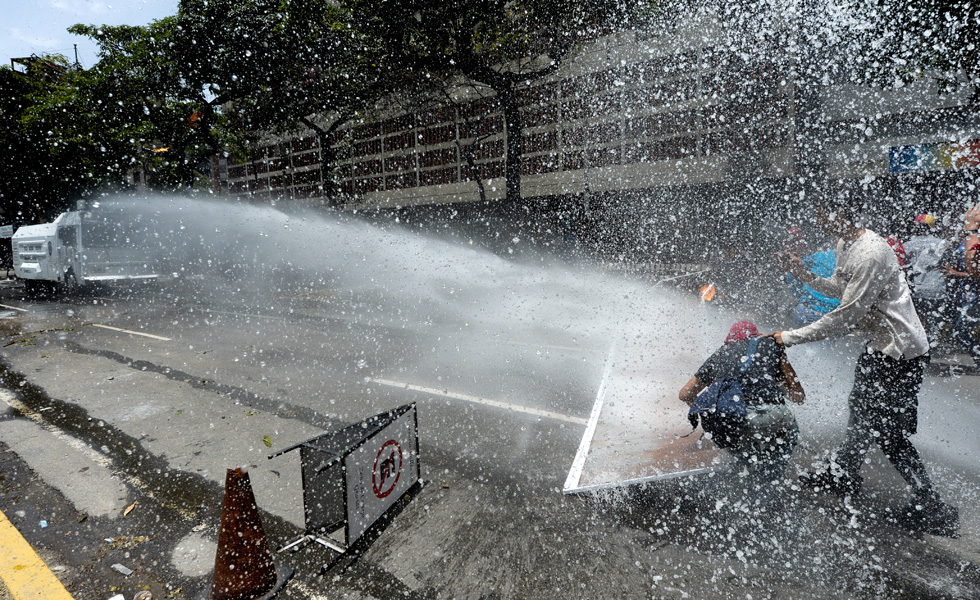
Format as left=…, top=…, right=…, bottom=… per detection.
left=967, top=235, right=980, bottom=279
left=679, top=376, right=706, bottom=406
left=777, top=249, right=844, bottom=299
left=778, top=350, right=805, bottom=404
left=802, top=264, right=846, bottom=299
left=777, top=252, right=815, bottom=282
left=780, top=255, right=888, bottom=347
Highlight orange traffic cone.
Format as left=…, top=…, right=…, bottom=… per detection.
left=197, top=467, right=292, bottom=600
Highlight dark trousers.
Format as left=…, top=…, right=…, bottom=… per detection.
left=838, top=349, right=934, bottom=493
left=951, top=302, right=980, bottom=361
left=911, top=296, right=945, bottom=351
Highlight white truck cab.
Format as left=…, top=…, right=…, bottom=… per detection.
left=12, top=221, right=60, bottom=284
left=12, top=209, right=158, bottom=292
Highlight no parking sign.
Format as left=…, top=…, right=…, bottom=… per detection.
left=272, top=403, right=421, bottom=566
left=344, top=406, right=419, bottom=542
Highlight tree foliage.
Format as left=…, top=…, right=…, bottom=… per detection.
left=0, top=56, right=130, bottom=221
left=69, top=19, right=239, bottom=189
left=173, top=0, right=401, bottom=198
left=343, top=0, right=635, bottom=203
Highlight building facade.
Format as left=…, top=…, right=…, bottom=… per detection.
left=215, top=9, right=979, bottom=254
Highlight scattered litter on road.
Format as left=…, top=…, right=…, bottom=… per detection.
left=134, top=591, right=152, bottom=600
left=107, top=595, right=125, bottom=600
left=123, top=501, right=138, bottom=517
left=105, top=537, right=114, bottom=543
left=39, top=520, right=48, bottom=528
left=111, top=563, right=134, bottom=576
left=14, top=510, right=25, bottom=518
left=191, top=523, right=207, bottom=532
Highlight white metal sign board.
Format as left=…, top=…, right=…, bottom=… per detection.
left=0, top=225, right=13, bottom=238
left=344, top=405, right=420, bottom=544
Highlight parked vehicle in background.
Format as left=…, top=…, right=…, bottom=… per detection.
left=12, top=205, right=159, bottom=294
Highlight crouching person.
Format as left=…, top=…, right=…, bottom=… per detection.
left=680, top=321, right=806, bottom=489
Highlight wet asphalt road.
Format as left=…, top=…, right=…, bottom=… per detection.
left=1, top=274, right=980, bottom=600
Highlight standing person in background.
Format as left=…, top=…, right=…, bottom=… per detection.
left=964, top=204, right=980, bottom=279
left=784, top=244, right=840, bottom=326
left=943, top=206, right=980, bottom=365
left=905, top=214, right=950, bottom=353
left=773, top=197, right=958, bottom=537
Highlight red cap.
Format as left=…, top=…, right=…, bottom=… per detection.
left=725, top=320, right=760, bottom=344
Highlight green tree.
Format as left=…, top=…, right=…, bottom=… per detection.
left=69, top=19, right=234, bottom=189
left=0, top=56, right=94, bottom=222
left=180, top=0, right=398, bottom=199
left=170, top=0, right=408, bottom=200
left=344, top=0, right=634, bottom=204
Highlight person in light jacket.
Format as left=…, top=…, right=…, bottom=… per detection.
left=774, top=197, right=958, bottom=537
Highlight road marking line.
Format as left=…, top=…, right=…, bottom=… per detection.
left=0, top=390, right=194, bottom=522
left=204, top=309, right=288, bottom=321
left=87, top=323, right=172, bottom=341
left=0, top=303, right=28, bottom=312
left=563, top=340, right=617, bottom=494
left=0, top=509, right=76, bottom=600
left=499, top=339, right=585, bottom=353
left=368, top=378, right=588, bottom=425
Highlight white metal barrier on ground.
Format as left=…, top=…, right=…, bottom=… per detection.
left=271, top=403, right=422, bottom=570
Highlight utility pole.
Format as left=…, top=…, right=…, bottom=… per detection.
left=73, top=44, right=80, bottom=70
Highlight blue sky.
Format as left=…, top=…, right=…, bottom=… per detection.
left=2, top=0, right=178, bottom=69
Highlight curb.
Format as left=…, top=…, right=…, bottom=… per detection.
left=0, top=509, right=75, bottom=600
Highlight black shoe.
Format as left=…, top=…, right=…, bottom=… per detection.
left=799, top=467, right=862, bottom=497
left=896, top=492, right=959, bottom=537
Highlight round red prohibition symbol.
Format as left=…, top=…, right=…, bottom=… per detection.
left=372, top=439, right=403, bottom=499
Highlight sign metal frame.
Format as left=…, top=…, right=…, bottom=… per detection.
left=270, top=403, right=421, bottom=568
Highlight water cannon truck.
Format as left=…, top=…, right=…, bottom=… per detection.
left=11, top=206, right=159, bottom=293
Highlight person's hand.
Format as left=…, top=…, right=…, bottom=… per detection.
left=774, top=251, right=795, bottom=271
left=772, top=331, right=785, bottom=346
left=775, top=251, right=809, bottom=280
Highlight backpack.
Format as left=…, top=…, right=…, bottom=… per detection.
left=687, top=337, right=759, bottom=450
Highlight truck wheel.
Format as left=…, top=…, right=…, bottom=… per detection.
left=23, top=279, right=42, bottom=297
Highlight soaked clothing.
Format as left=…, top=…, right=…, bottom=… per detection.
left=837, top=349, right=932, bottom=493
left=786, top=249, right=840, bottom=325
left=694, top=336, right=787, bottom=407
left=781, top=230, right=929, bottom=360
left=694, top=336, right=798, bottom=479
left=948, top=240, right=980, bottom=360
